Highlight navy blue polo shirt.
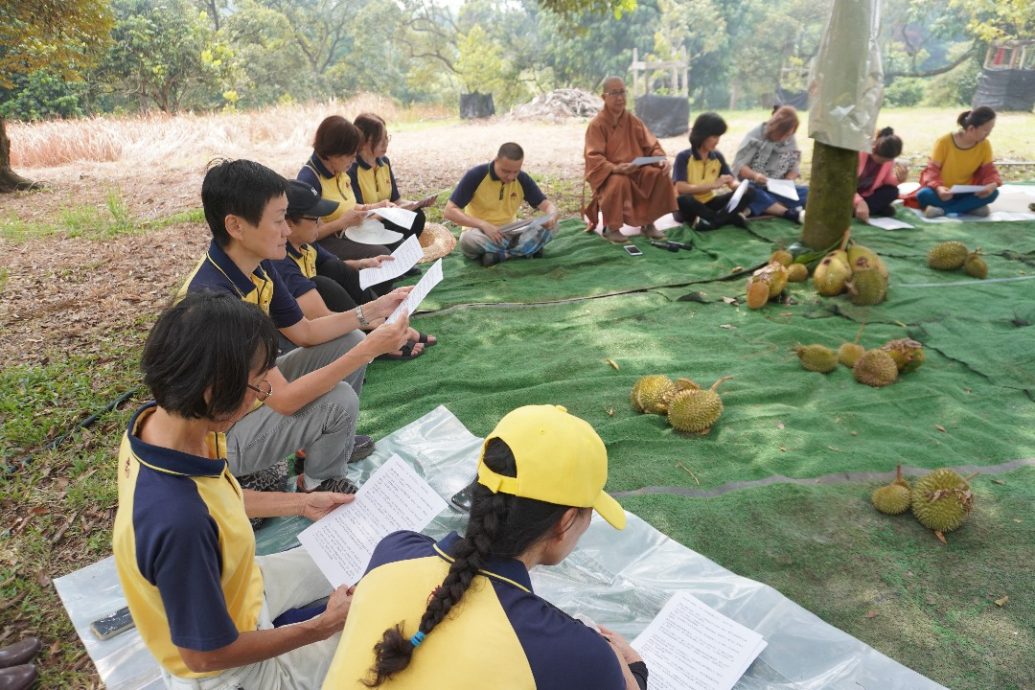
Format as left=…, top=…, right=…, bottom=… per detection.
left=177, top=240, right=304, bottom=329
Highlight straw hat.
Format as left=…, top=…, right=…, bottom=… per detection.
left=418, top=222, right=457, bottom=263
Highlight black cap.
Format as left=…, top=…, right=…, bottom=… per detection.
left=286, top=180, right=339, bottom=218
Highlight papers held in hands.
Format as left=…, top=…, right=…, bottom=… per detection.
left=948, top=184, right=987, bottom=194
left=358, top=235, right=423, bottom=290
left=297, top=454, right=448, bottom=588
left=724, top=181, right=749, bottom=213
left=367, top=206, right=419, bottom=230
left=631, top=156, right=666, bottom=166
left=765, top=178, right=799, bottom=201
left=386, top=258, right=443, bottom=324
left=498, top=212, right=558, bottom=237
left=632, top=591, right=767, bottom=690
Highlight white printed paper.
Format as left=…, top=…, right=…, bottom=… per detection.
left=631, top=591, right=767, bottom=690
left=358, top=235, right=423, bottom=290
left=632, top=156, right=666, bottom=166
left=948, top=184, right=986, bottom=194
left=866, top=215, right=913, bottom=230
left=724, top=181, right=749, bottom=213
left=297, top=454, right=448, bottom=587
left=766, top=178, right=799, bottom=201
left=368, top=206, right=418, bottom=230
left=386, top=259, right=443, bottom=324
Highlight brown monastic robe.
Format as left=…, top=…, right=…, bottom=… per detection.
left=583, top=109, right=677, bottom=230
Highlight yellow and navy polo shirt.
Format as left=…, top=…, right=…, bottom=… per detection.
left=112, top=403, right=264, bottom=678
left=349, top=156, right=400, bottom=205
left=322, top=531, right=627, bottom=689
left=448, top=162, right=547, bottom=228
left=672, top=146, right=733, bottom=203
left=176, top=240, right=303, bottom=329
left=298, top=153, right=357, bottom=223
left=272, top=241, right=338, bottom=299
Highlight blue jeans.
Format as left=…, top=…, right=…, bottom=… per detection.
left=746, top=182, right=808, bottom=217
left=916, top=186, right=998, bottom=215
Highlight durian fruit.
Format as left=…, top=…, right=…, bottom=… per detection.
left=853, top=349, right=899, bottom=387
left=846, top=268, right=888, bottom=306
left=812, top=253, right=852, bottom=296
left=911, top=468, right=973, bottom=537
left=766, top=263, right=789, bottom=298
left=871, top=465, right=912, bottom=515
left=927, top=241, right=968, bottom=271
left=881, top=338, right=925, bottom=373
left=745, top=276, right=771, bottom=309
left=795, top=344, right=838, bottom=373
left=964, top=249, right=988, bottom=279
left=632, top=375, right=674, bottom=414
left=786, top=263, right=809, bottom=282
left=770, top=249, right=793, bottom=267
left=838, top=342, right=865, bottom=368
left=667, top=377, right=732, bottom=434
left=674, top=377, right=700, bottom=392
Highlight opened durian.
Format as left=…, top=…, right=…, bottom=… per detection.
left=871, top=465, right=912, bottom=515
left=795, top=344, right=838, bottom=373
left=881, top=338, right=925, bottom=373
left=928, top=241, right=968, bottom=271
left=667, top=377, right=732, bottom=434
left=911, top=468, right=973, bottom=535
left=853, top=349, right=899, bottom=387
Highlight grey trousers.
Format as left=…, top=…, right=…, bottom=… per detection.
left=226, top=331, right=366, bottom=482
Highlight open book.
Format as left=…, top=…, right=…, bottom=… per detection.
left=297, top=454, right=448, bottom=587
left=631, top=591, right=767, bottom=690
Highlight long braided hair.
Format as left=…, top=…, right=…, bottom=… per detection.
left=363, top=438, right=578, bottom=687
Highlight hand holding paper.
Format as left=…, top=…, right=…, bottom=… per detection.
left=386, top=259, right=443, bottom=324
left=765, top=178, right=799, bottom=201
left=631, top=156, right=666, bottom=166
left=359, top=235, right=423, bottom=290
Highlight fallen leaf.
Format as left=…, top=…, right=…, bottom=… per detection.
left=605, top=358, right=620, bottom=370
left=719, top=324, right=736, bottom=330
left=864, top=610, right=878, bottom=618
left=850, top=431, right=859, bottom=436
left=935, top=424, right=947, bottom=433
left=606, top=406, right=615, bottom=417
left=776, top=422, right=785, bottom=430
left=994, top=596, right=1009, bottom=607
left=991, top=479, right=1005, bottom=485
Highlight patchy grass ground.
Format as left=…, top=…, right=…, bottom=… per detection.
left=1, top=103, right=1033, bottom=687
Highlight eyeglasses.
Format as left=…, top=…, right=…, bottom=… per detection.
left=247, top=380, right=273, bottom=402
left=605, top=89, right=626, bottom=97
left=301, top=216, right=320, bottom=222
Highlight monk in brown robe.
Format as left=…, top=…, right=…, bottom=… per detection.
left=584, top=76, right=677, bottom=243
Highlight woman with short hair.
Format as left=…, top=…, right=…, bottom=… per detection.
left=322, top=405, right=648, bottom=689
left=732, top=105, right=809, bottom=223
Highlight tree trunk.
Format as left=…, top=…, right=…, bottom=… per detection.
left=801, top=140, right=856, bottom=250
left=0, top=116, right=41, bottom=193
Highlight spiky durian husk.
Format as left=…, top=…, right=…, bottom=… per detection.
left=927, top=241, right=968, bottom=270
left=633, top=375, right=675, bottom=414
left=853, top=350, right=899, bottom=387
left=795, top=344, right=838, bottom=373
left=911, top=469, right=973, bottom=532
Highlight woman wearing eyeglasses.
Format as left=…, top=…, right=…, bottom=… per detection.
left=113, top=292, right=357, bottom=688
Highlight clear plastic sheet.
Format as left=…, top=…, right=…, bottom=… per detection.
left=54, top=405, right=945, bottom=689
left=807, top=0, right=884, bottom=152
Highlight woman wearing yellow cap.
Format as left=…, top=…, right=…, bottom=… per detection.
left=322, top=405, right=647, bottom=689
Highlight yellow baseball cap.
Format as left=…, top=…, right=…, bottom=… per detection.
left=476, top=405, right=626, bottom=530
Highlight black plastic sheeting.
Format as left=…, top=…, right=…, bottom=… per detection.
left=973, top=69, right=1035, bottom=112
left=459, top=92, right=495, bottom=119
left=633, top=94, right=689, bottom=138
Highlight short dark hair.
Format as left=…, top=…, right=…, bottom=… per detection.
left=873, top=127, right=903, bottom=159
left=957, top=106, right=996, bottom=130
left=313, top=115, right=361, bottom=158
left=354, top=113, right=387, bottom=147
left=142, top=292, right=279, bottom=421
left=202, top=158, right=287, bottom=247
left=497, top=142, right=524, bottom=161
left=689, top=112, right=728, bottom=149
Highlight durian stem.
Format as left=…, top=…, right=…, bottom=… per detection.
left=895, top=464, right=903, bottom=482
left=853, top=323, right=866, bottom=345
left=709, top=375, right=734, bottom=392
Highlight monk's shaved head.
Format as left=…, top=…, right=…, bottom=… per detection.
left=601, top=76, right=625, bottom=94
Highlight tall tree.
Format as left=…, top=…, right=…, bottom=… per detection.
left=0, top=0, right=112, bottom=192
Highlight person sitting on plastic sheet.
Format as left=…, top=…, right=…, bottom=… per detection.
left=272, top=180, right=438, bottom=361
left=443, top=142, right=559, bottom=267
left=583, top=76, right=677, bottom=243
left=113, top=292, right=355, bottom=689
left=177, top=159, right=411, bottom=496
left=853, top=127, right=909, bottom=223
left=322, top=404, right=649, bottom=690
left=672, top=112, right=756, bottom=231
left=905, top=107, right=1001, bottom=219
left=731, top=105, right=809, bottom=224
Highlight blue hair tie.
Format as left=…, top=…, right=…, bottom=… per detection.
left=409, top=631, right=426, bottom=648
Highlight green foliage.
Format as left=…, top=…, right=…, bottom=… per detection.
left=949, top=0, right=1035, bottom=43
left=0, top=71, right=89, bottom=121
left=924, top=57, right=981, bottom=107
left=884, top=77, right=926, bottom=107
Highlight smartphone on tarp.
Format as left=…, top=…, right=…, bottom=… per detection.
left=623, top=244, right=643, bottom=256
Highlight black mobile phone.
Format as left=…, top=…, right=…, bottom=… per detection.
left=449, top=481, right=475, bottom=513
left=622, top=244, right=644, bottom=257
left=90, top=606, right=136, bottom=641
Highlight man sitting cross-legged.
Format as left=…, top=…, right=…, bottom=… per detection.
left=443, top=142, right=558, bottom=267
left=584, top=76, right=677, bottom=243
left=177, top=158, right=411, bottom=495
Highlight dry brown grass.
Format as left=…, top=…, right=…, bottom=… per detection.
left=8, top=94, right=453, bottom=168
